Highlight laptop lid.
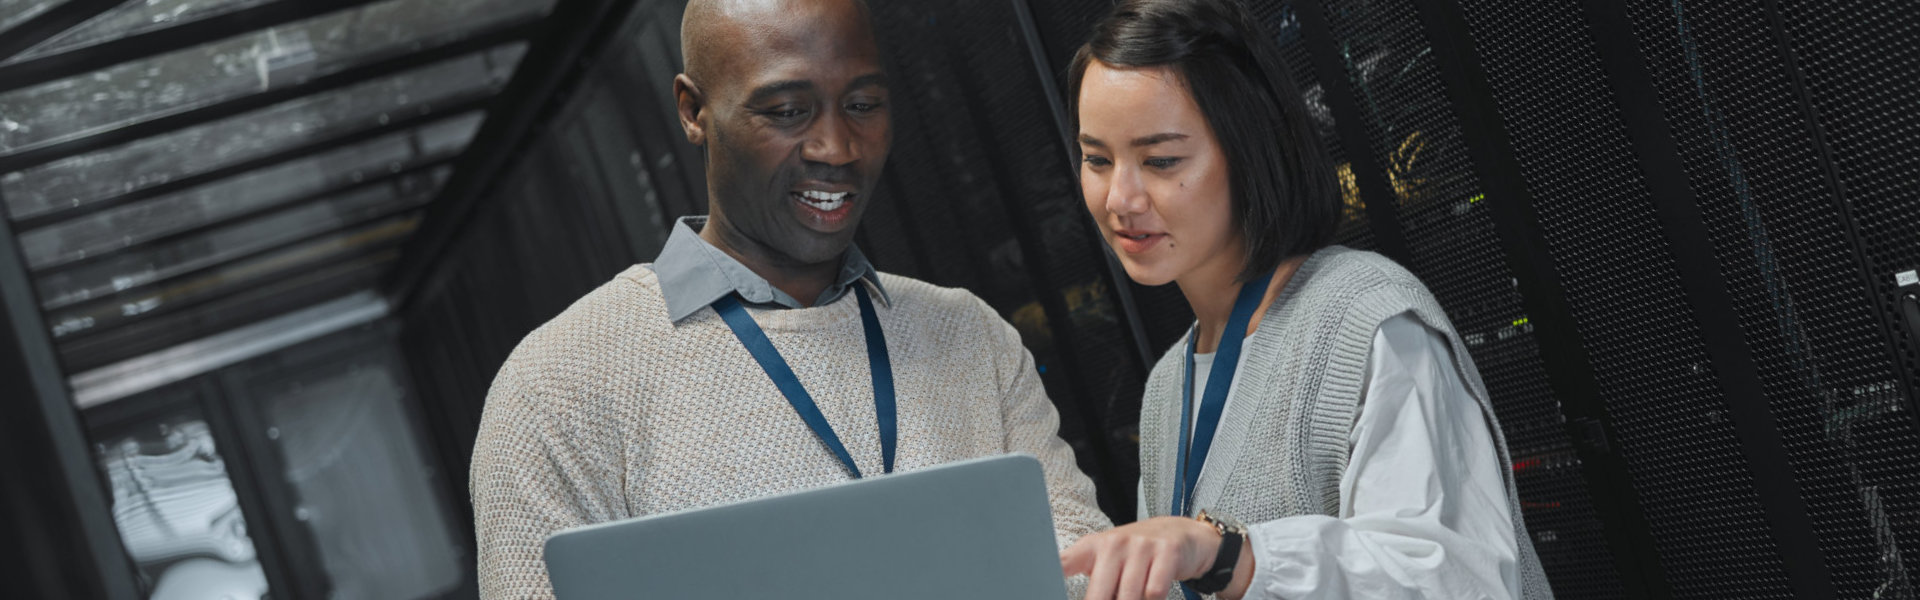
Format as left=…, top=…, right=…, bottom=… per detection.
left=542, top=453, right=1068, bottom=599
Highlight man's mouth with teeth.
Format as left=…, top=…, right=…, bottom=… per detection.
left=795, top=190, right=850, bottom=212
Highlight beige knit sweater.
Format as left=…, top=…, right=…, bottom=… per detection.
left=470, top=264, right=1110, bottom=599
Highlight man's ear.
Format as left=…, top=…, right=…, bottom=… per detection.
left=674, top=73, right=707, bottom=147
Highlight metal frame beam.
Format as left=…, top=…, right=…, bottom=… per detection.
left=39, top=209, right=421, bottom=315
left=0, top=188, right=139, bottom=599
left=0, top=0, right=388, bottom=94
left=0, top=19, right=538, bottom=175
left=29, top=156, right=452, bottom=275
left=0, top=0, right=123, bottom=63
left=68, top=290, right=389, bottom=409
left=10, top=97, right=488, bottom=233
left=48, top=223, right=412, bottom=346
left=59, top=249, right=393, bottom=373
left=385, top=0, right=643, bottom=308
left=202, top=341, right=334, bottom=599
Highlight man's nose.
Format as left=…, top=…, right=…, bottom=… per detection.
left=801, top=110, right=862, bottom=167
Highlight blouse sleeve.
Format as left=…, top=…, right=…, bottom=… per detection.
left=1236, top=312, right=1521, bottom=599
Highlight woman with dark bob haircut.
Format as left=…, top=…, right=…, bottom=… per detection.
left=1057, top=1, right=1552, bottom=599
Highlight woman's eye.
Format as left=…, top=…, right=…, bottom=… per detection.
left=1082, top=155, right=1112, bottom=167
left=1145, top=157, right=1183, bottom=169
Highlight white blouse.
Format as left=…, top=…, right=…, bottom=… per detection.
left=1177, top=312, right=1520, bottom=599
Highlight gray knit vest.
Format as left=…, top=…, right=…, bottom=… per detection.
left=1139, top=246, right=1553, bottom=600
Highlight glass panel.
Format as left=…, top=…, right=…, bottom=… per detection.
left=34, top=169, right=439, bottom=310
left=2, top=46, right=519, bottom=220
left=56, top=250, right=390, bottom=371
left=0, top=0, right=550, bottom=155
left=88, top=393, right=270, bottom=599
left=0, top=0, right=67, bottom=35
left=417, top=109, right=486, bottom=155
left=256, top=354, right=463, bottom=598
left=9, top=0, right=278, bottom=63
left=46, top=214, right=421, bottom=339
left=17, top=112, right=477, bottom=270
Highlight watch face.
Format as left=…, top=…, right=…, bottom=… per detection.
left=1216, top=514, right=1245, bottom=535
left=1202, top=509, right=1245, bottom=536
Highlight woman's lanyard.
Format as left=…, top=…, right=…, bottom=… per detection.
left=712, top=284, right=896, bottom=479
left=1172, top=270, right=1274, bottom=518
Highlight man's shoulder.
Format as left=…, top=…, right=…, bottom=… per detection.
left=872, top=271, right=1006, bottom=333
left=497, top=265, right=669, bottom=384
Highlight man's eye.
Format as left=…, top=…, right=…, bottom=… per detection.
left=764, top=107, right=809, bottom=119
left=848, top=101, right=885, bottom=113
left=1145, top=157, right=1183, bottom=169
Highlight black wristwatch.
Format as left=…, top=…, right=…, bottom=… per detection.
left=1183, top=509, right=1246, bottom=595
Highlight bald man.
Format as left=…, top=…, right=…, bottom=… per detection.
left=467, top=0, right=1110, bottom=597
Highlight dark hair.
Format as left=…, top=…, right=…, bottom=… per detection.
left=1067, top=0, right=1339, bottom=282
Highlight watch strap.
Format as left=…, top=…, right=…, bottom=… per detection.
left=1184, top=510, right=1244, bottom=595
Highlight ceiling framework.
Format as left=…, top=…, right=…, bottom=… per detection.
left=0, top=0, right=623, bottom=387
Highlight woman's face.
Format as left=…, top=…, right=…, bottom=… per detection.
left=1077, top=60, right=1241, bottom=287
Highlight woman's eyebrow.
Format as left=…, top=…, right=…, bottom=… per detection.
left=1131, top=132, right=1189, bottom=147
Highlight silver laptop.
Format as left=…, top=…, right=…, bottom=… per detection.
left=543, top=454, right=1069, bottom=599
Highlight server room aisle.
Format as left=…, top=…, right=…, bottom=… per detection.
left=1, top=1, right=1916, bottom=598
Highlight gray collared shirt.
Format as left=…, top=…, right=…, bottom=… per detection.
left=651, top=216, right=890, bottom=322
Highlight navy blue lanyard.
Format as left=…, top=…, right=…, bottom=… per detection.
left=1172, top=270, right=1274, bottom=518
left=713, top=284, right=896, bottom=479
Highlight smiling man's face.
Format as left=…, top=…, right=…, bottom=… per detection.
left=677, top=0, right=891, bottom=268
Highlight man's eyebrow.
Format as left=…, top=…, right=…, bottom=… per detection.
left=1131, top=133, right=1189, bottom=147
left=747, top=80, right=814, bottom=101
left=847, top=72, right=890, bottom=91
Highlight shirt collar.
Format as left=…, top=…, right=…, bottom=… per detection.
left=654, top=216, right=889, bottom=322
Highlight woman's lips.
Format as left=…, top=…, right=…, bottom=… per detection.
left=1114, top=232, right=1166, bottom=254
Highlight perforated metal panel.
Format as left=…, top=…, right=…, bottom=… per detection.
left=1616, top=1, right=1920, bottom=597
left=1775, top=1, right=1920, bottom=592
left=1781, top=0, right=1920, bottom=502
left=1247, top=2, right=1374, bottom=252
left=862, top=0, right=1151, bottom=522
left=1777, top=2, right=1920, bottom=378
left=1307, top=1, right=1623, bottom=596
left=1456, top=0, right=1795, bottom=596
left=1021, top=0, right=1105, bottom=90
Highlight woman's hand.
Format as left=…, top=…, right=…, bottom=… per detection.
left=1061, top=516, right=1224, bottom=600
